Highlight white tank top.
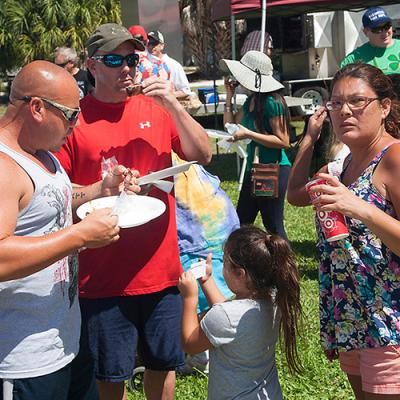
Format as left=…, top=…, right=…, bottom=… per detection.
left=0, top=142, right=80, bottom=379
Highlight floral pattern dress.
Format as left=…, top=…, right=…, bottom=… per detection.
left=318, top=145, right=400, bottom=353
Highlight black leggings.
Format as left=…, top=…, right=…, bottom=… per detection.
left=236, top=165, right=290, bottom=241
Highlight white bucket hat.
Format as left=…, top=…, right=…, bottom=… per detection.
left=219, top=50, right=283, bottom=93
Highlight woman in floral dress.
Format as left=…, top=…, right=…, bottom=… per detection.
left=288, top=63, right=400, bottom=399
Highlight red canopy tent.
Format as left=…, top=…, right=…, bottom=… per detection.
left=212, top=0, right=400, bottom=20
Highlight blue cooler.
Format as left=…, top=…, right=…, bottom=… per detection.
left=198, top=87, right=219, bottom=104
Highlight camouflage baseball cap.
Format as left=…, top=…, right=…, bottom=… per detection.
left=86, top=23, right=145, bottom=57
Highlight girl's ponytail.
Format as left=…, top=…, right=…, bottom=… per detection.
left=265, top=235, right=302, bottom=374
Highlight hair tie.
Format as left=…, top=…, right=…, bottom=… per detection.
left=264, top=234, right=272, bottom=250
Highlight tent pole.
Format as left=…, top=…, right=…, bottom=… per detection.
left=230, top=15, right=237, bottom=112
left=231, top=15, right=236, bottom=60
left=260, top=0, right=267, bottom=52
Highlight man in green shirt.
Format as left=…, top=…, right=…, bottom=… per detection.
left=340, top=7, right=400, bottom=75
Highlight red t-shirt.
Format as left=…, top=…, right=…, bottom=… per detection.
left=56, top=94, right=185, bottom=298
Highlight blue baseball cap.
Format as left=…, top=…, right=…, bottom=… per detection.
left=362, top=7, right=392, bottom=29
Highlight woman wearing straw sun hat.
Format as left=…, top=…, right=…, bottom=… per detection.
left=221, top=50, right=291, bottom=241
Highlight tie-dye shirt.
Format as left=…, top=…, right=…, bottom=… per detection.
left=173, top=154, right=238, bottom=312
left=173, top=154, right=239, bottom=257
left=317, top=145, right=400, bottom=352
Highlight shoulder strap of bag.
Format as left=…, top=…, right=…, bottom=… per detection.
left=253, top=146, right=260, bottom=163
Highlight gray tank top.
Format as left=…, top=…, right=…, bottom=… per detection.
left=0, top=142, right=80, bottom=379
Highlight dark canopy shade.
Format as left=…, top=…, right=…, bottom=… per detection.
left=212, top=0, right=400, bottom=20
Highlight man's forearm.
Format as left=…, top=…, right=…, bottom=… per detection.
left=169, top=105, right=212, bottom=165
left=0, top=225, right=85, bottom=281
left=71, top=181, right=103, bottom=209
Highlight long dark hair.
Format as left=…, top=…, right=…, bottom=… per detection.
left=332, top=63, right=400, bottom=138
left=251, top=91, right=290, bottom=135
left=224, top=225, right=302, bottom=373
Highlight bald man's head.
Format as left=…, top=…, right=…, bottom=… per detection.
left=10, top=60, right=80, bottom=104
left=1, top=61, right=81, bottom=154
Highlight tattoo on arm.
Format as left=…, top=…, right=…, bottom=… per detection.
left=72, top=192, right=86, bottom=200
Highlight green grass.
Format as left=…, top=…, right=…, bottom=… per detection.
left=127, top=153, right=353, bottom=400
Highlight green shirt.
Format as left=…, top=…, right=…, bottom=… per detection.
left=340, top=39, right=400, bottom=75
left=240, top=95, right=291, bottom=171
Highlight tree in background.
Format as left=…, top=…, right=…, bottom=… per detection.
left=0, top=0, right=244, bottom=78
left=180, top=0, right=239, bottom=77
left=0, top=0, right=121, bottom=73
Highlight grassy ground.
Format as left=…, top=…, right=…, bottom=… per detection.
left=127, top=152, right=354, bottom=399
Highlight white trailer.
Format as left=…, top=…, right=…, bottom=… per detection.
left=211, top=1, right=400, bottom=115
left=277, top=5, right=400, bottom=115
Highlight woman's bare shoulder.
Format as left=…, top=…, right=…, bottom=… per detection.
left=381, top=142, right=400, bottom=171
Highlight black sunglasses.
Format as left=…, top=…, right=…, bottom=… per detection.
left=91, top=53, right=139, bottom=68
left=370, top=23, right=392, bottom=34
left=20, top=96, right=81, bottom=122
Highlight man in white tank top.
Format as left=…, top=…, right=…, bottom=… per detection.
left=0, top=61, right=139, bottom=400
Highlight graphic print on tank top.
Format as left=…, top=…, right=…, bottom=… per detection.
left=40, top=183, right=78, bottom=308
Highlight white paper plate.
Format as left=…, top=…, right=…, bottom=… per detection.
left=76, top=195, right=166, bottom=229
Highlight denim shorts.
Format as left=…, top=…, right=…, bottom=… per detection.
left=0, top=349, right=98, bottom=400
left=79, top=287, right=184, bottom=382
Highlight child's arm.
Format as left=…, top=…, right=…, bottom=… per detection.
left=198, top=253, right=226, bottom=306
left=178, top=271, right=212, bottom=355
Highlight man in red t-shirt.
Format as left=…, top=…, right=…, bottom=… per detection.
left=55, top=23, right=211, bottom=400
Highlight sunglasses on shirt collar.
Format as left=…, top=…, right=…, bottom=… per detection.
left=370, top=23, right=392, bottom=34
left=91, top=53, right=139, bottom=68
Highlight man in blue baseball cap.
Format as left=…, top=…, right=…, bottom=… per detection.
left=340, top=7, right=400, bottom=75
left=362, top=6, right=392, bottom=28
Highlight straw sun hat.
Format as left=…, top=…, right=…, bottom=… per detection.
left=219, top=50, right=283, bottom=93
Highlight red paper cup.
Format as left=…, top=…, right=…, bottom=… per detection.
left=306, top=178, right=349, bottom=242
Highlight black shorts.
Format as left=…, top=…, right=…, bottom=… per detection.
left=80, top=287, right=184, bottom=382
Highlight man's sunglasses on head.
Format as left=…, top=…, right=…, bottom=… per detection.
left=91, top=53, right=139, bottom=68
left=20, top=96, right=81, bottom=122
left=55, top=60, right=72, bottom=68
left=148, top=38, right=161, bottom=47
left=370, top=23, right=392, bottom=34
